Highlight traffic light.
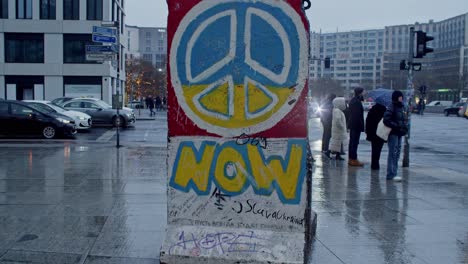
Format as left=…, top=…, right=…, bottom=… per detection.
left=414, top=31, right=434, bottom=58
left=324, top=57, right=331, bottom=69
left=400, top=60, right=407, bottom=70
left=419, top=85, right=427, bottom=94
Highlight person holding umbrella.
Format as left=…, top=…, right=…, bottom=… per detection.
left=365, top=97, right=388, bottom=170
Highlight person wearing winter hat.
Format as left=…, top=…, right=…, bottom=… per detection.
left=383, top=90, right=408, bottom=182
left=348, top=87, right=365, bottom=166
left=329, top=97, right=348, bottom=160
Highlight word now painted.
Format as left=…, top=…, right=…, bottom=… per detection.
left=170, top=139, right=306, bottom=204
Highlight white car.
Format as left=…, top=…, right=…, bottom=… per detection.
left=77, top=97, right=135, bottom=113
left=24, top=100, right=92, bottom=130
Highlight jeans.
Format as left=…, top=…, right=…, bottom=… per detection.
left=348, top=129, right=361, bottom=160
left=387, top=134, right=402, bottom=179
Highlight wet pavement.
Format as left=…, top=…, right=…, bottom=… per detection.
left=0, top=113, right=467, bottom=263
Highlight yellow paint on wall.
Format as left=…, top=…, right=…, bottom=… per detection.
left=172, top=143, right=216, bottom=193
left=182, top=83, right=293, bottom=128
left=199, top=82, right=230, bottom=116
left=246, top=144, right=303, bottom=201
left=214, top=146, right=247, bottom=193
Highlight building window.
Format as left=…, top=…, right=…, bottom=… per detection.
left=87, top=0, right=102, bottom=20
left=64, top=34, right=98, bottom=63
left=16, top=0, right=32, bottom=19
left=64, top=0, right=79, bottom=20
left=40, top=0, right=56, bottom=19
left=5, top=33, right=44, bottom=63
left=0, top=0, right=8, bottom=19
left=143, top=54, right=152, bottom=62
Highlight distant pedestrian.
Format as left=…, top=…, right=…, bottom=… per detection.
left=329, top=97, right=348, bottom=160
left=320, top=93, right=336, bottom=158
left=365, top=101, right=387, bottom=170
left=155, top=96, right=162, bottom=111
left=146, top=96, right=155, bottom=116
left=383, top=90, right=408, bottom=182
left=418, top=100, right=425, bottom=115
left=348, top=87, right=365, bottom=167
left=162, top=96, right=167, bottom=110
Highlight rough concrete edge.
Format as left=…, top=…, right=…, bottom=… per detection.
left=159, top=254, right=303, bottom=264
left=303, top=137, right=317, bottom=264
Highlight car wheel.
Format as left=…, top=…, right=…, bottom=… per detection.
left=444, top=111, right=449, bottom=116
left=113, top=116, right=124, bottom=127
left=42, top=126, right=56, bottom=139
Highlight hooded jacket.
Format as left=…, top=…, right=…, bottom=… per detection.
left=366, top=103, right=387, bottom=142
left=329, top=97, right=348, bottom=152
left=383, top=91, right=408, bottom=136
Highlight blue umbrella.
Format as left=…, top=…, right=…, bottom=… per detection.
left=367, top=88, right=393, bottom=108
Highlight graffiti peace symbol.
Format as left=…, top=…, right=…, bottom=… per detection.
left=170, top=0, right=308, bottom=136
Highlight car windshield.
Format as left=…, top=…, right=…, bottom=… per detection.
left=28, top=103, right=55, bottom=114
left=46, top=103, right=67, bottom=113
left=94, top=101, right=112, bottom=109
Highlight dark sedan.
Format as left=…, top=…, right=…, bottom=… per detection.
left=0, top=101, right=77, bottom=139
left=444, top=102, right=464, bottom=116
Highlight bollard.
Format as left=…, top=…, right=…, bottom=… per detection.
left=160, top=1, right=316, bottom=263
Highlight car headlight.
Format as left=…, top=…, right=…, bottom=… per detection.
left=56, top=117, right=71, bottom=124
left=78, top=116, right=86, bottom=120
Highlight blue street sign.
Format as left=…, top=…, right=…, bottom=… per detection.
left=93, top=26, right=116, bottom=37
left=86, top=45, right=118, bottom=54
left=92, top=34, right=117, bottom=44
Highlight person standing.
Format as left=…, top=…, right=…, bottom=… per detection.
left=348, top=87, right=365, bottom=166
left=383, top=90, right=408, bottom=182
left=155, top=95, right=162, bottom=111
left=329, top=97, right=348, bottom=160
left=320, top=94, right=336, bottom=158
left=365, top=100, right=387, bottom=170
left=146, top=96, right=155, bottom=116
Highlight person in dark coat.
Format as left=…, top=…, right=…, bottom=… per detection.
left=155, top=96, right=162, bottom=111
left=320, top=94, right=336, bottom=158
left=383, top=90, right=408, bottom=182
left=145, top=96, right=155, bottom=116
left=365, top=100, right=387, bottom=170
left=348, top=87, right=365, bottom=166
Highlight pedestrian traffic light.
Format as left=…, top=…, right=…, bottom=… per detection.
left=419, top=85, right=427, bottom=94
left=414, top=31, right=434, bottom=58
left=400, top=60, right=407, bottom=70
left=324, top=57, right=331, bottom=69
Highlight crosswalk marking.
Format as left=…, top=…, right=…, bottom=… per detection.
left=96, top=130, right=116, bottom=142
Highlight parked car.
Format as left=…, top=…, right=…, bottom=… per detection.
left=23, top=100, right=92, bottom=130
left=362, top=101, right=375, bottom=111
left=53, top=97, right=134, bottom=113
left=60, top=99, right=135, bottom=127
left=459, top=103, right=468, bottom=118
left=426, top=100, right=453, bottom=107
left=0, top=100, right=76, bottom=139
left=127, top=100, right=144, bottom=109
left=443, top=102, right=465, bottom=116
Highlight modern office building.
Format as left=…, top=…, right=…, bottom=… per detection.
left=141, top=27, right=167, bottom=70
left=311, top=12, right=468, bottom=100
left=382, top=13, right=468, bottom=100
left=309, top=29, right=385, bottom=94
left=0, top=0, right=126, bottom=103
left=125, top=24, right=140, bottom=60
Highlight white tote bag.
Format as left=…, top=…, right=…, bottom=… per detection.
left=376, top=119, right=392, bottom=141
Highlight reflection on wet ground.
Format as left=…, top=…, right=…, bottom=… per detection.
left=0, top=116, right=467, bottom=263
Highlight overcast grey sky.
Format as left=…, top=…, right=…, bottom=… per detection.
left=126, top=0, right=467, bottom=32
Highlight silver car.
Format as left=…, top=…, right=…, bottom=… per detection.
left=60, top=99, right=135, bottom=127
